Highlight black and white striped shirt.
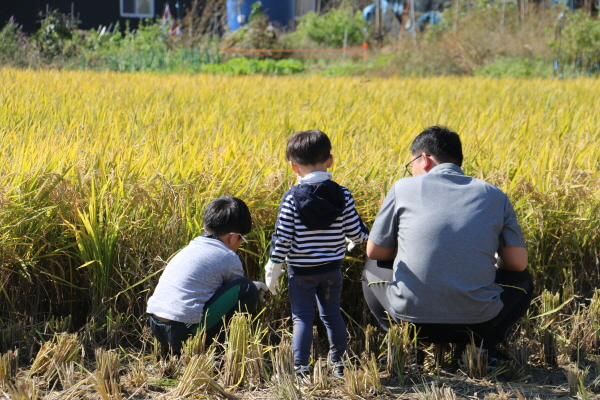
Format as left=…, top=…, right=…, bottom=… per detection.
left=270, top=182, right=369, bottom=274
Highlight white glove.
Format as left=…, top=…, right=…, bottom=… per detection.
left=345, top=237, right=355, bottom=252
left=264, top=260, right=283, bottom=295
left=253, top=281, right=269, bottom=303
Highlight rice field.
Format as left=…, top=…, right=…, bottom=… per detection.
left=1, top=68, right=600, bottom=398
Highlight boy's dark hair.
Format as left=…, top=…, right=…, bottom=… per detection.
left=286, top=130, right=331, bottom=165
left=203, top=196, right=252, bottom=236
left=409, top=126, right=463, bottom=167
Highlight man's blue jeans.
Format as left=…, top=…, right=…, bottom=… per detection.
left=288, top=269, right=347, bottom=366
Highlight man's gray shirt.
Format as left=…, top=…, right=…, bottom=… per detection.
left=369, top=163, right=526, bottom=324
left=146, top=236, right=244, bottom=324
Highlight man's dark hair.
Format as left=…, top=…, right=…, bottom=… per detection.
left=286, top=130, right=332, bottom=165
left=203, top=196, right=252, bottom=236
left=409, top=126, right=463, bottom=167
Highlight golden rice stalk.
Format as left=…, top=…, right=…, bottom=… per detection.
left=342, top=354, right=366, bottom=399
left=222, top=312, right=266, bottom=388
left=30, top=333, right=80, bottom=384
left=0, top=349, right=18, bottom=387
left=311, top=358, right=328, bottom=390
left=386, top=320, right=414, bottom=382
left=181, top=324, right=207, bottom=359
left=3, top=377, right=40, bottom=400
left=56, top=361, right=76, bottom=390
left=343, top=352, right=388, bottom=399
left=157, top=354, right=183, bottom=380
left=460, top=338, right=488, bottom=379
left=482, top=388, right=511, bottom=400
left=542, top=330, right=558, bottom=367
left=363, top=324, right=378, bottom=356
left=268, top=335, right=301, bottom=400
left=565, top=364, right=590, bottom=398
left=362, top=352, right=386, bottom=395
left=244, top=316, right=267, bottom=387
left=594, top=356, right=600, bottom=390
left=166, top=353, right=233, bottom=399
left=124, top=358, right=146, bottom=389
left=415, top=381, right=458, bottom=400
left=93, top=348, right=122, bottom=400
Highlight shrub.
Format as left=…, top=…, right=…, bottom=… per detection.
left=33, top=10, right=80, bottom=58
left=550, top=11, right=600, bottom=76
left=81, top=19, right=221, bottom=72
left=0, top=17, right=28, bottom=65
left=475, top=56, right=554, bottom=78
left=200, top=57, right=304, bottom=75
left=374, top=4, right=556, bottom=76
left=285, top=4, right=368, bottom=48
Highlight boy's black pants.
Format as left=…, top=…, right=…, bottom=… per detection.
left=361, top=259, right=534, bottom=349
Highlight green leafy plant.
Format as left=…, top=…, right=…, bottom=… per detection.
left=33, top=9, right=80, bottom=58
left=82, top=19, right=221, bottom=72
left=286, top=4, right=368, bottom=48
left=551, top=11, right=600, bottom=76
left=200, top=57, right=304, bottom=75
left=475, top=56, right=553, bottom=78
left=0, top=17, right=28, bottom=64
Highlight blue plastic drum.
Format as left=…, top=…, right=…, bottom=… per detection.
left=226, top=0, right=296, bottom=31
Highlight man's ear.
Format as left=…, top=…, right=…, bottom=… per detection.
left=422, top=152, right=432, bottom=171
left=290, top=161, right=300, bottom=174
left=326, top=154, right=333, bottom=168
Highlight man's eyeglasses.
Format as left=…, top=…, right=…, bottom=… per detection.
left=404, top=154, right=431, bottom=177
left=230, top=232, right=248, bottom=244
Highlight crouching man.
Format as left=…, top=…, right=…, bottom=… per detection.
left=363, top=126, right=534, bottom=364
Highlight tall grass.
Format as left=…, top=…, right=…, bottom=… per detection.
left=0, top=69, right=599, bottom=346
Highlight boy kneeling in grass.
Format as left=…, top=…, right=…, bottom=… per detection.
left=265, top=130, right=369, bottom=380
left=147, top=196, right=268, bottom=357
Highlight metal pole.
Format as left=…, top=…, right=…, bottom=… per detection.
left=453, top=0, right=459, bottom=32
left=343, top=28, right=348, bottom=61
left=375, top=0, right=381, bottom=41
left=410, top=0, right=417, bottom=46
left=362, top=28, right=368, bottom=61
left=501, top=0, right=506, bottom=34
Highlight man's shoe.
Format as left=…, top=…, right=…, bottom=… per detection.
left=486, top=348, right=512, bottom=371
left=294, top=365, right=310, bottom=383
left=376, top=354, right=387, bottom=372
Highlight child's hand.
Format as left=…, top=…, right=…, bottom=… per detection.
left=253, top=281, right=269, bottom=303
left=264, top=260, right=283, bottom=294
left=345, top=238, right=355, bottom=252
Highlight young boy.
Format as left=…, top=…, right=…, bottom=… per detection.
left=265, top=130, right=369, bottom=379
left=147, top=196, right=268, bottom=356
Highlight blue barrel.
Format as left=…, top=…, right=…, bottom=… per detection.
left=226, top=0, right=296, bottom=31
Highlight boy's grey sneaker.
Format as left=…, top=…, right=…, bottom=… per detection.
left=331, top=361, right=345, bottom=380
left=294, top=365, right=311, bottom=383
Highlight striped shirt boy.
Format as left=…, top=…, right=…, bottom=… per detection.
left=270, top=177, right=369, bottom=275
